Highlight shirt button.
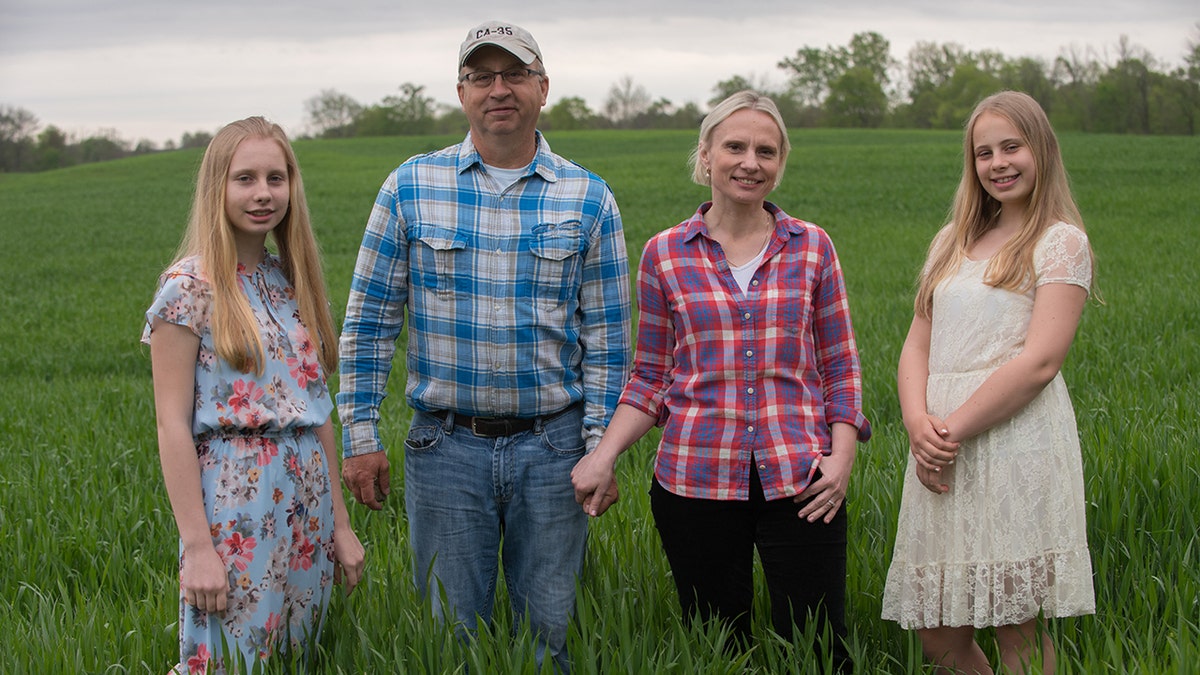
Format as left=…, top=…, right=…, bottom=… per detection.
left=758, top=464, right=767, bottom=471
left=747, top=425, right=754, bottom=433
left=751, top=279, right=759, bottom=286
left=746, top=387, right=754, bottom=395
left=746, top=350, right=753, bottom=357
left=743, top=312, right=751, bottom=320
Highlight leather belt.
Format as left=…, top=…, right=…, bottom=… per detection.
left=430, top=402, right=580, bottom=438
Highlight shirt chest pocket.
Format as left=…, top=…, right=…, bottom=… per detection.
left=769, top=261, right=819, bottom=337
left=411, top=224, right=468, bottom=296
left=772, top=288, right=811, bottom=336
left=524, top=223, right=585, bottom=308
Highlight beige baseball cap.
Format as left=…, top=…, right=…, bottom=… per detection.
left=458, top=21, right=543, bottom=68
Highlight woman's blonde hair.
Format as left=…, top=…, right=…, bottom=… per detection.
left=173, top=116, right=337, bottom=375
left=914, top=90, right=1096, bottom=318
left=689, top=90, right=791, bottom=188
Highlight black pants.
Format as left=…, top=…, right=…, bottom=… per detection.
left=650, top=466, right=851, bottom=671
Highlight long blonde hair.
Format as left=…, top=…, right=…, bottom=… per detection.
left=914, top=90, right=1095, bottom=318
left=173, top=116, right=337, bottom=375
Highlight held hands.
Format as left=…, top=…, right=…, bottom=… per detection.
left=342, top=451, right=390, bottom=510
left=182, top=543, right=230, bottom=615
left=571, top=451, right=621, bottom=517
left=905, top=414, right=958, bottom=494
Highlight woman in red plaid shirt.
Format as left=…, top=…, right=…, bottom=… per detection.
left=572, top=90, right=870, bottom=671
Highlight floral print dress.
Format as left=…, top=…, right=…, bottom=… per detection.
left=143, top=254, right=336, bottom=674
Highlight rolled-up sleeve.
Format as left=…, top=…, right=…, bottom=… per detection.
left=618, top=237, right=673, bottom=425
left=811, top=233, right=871, bottom=442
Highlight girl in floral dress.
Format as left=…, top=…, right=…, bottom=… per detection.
left=143, top=117, right=364, bottom=673
left=881, top=91, right=1097, bottom=673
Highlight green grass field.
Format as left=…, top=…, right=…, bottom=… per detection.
left=0, top=128, right=1196, bottom=673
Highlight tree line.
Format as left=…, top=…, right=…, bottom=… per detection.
left=3, top=29, right=1198, bottom=173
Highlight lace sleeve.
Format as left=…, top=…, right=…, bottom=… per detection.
left=1034, top=222, right=1092, bottom=292
left=921, top=224, right=955, bottom=278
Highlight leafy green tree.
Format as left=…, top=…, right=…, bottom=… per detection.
left=1093, top=38, right=1157, bottom=133
left=1186, top=23, right=1200, bottom=84
left=630, top=98, right=704, bottom=130
left=77, top=131, right=128, bottom=164
left=847, top=31, right=894, bottom=88
left=353, top=105, right=400, bottom=137
left=34, top=125, right=69, bottom=171
left=632, top=98, right=679, bottom=129
left=1148, top=26, right=1200, bottom=135
left=778, top=46, right=843, bottom=107
left=353, top=83, right=437, bottom=136
left=0, top=105, right=39, bottom=171
left=931, top=63, right=1003, bottom=129
left=778, top=32, right=893, bottom=119
left=896, top=42, right=967, bottom=127
left=825, top=67, right=888, bottom=127
left=905, top=41, right=969, bottom=92
left=999, top=57, right=1055, bottom=110
left=708, top=78, right=812, bottom=127
left=1051, top=46, right=1102, bottom=130
left=388, top=83, right=437, bottom=135
left=669, top=101, right=705, bottom=129
left=180, top=130, right=213, bottom=150
left=709, top=75, right=765, bottom=107
left=772, top=91, right=818, bottom=128
left=1166, top=26, right=1200, bottom=135
left=604, top=75, right=651, bottom=128
left=304, top=89, right=362, bottom=138
left=543, top=96, right=598, bottom=131
left=1148, top=71, right=1198, bottom=134
left=432, top=106, right=470, bottom=135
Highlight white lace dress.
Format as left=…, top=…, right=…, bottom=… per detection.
left=881, top=222, right=1097, bottom=629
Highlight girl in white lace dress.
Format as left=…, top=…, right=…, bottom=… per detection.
left=881, top=91, right=1096, bottom=674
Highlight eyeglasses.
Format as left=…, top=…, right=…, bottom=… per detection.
left=458, top=68, right=545, bottom=88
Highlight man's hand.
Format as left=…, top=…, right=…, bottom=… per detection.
left=342, top=451, right=391, bottom=510
left=572, top=451, right=620, bottom=517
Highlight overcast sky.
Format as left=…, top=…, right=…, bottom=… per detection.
left=2, top=0, right=1196, bottom=145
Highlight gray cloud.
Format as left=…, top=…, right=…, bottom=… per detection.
left=7, top=0, right=1193, bottom=52
left=1, top=0, right=1195, bottom=144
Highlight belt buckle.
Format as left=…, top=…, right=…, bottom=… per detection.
left=471, top=416, right=503, bottom=437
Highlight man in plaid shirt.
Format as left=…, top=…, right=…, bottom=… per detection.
left=336, top=21, right=630, bottom=672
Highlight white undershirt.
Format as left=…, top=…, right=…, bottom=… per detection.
left=729, top=241, right=770, bottom=293
left=485, top=164, right=529, bottom=192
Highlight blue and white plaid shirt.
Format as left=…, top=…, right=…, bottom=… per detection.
left=337, top=132, right=631, bottom=457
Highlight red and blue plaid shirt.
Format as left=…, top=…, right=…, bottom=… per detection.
left=621, top=202, right=871, bottom=501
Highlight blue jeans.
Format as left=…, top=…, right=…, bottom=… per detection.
left=403, top=405, right=588, bottom=673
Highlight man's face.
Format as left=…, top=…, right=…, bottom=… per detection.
left=457, top=46, right=548, bottom=144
